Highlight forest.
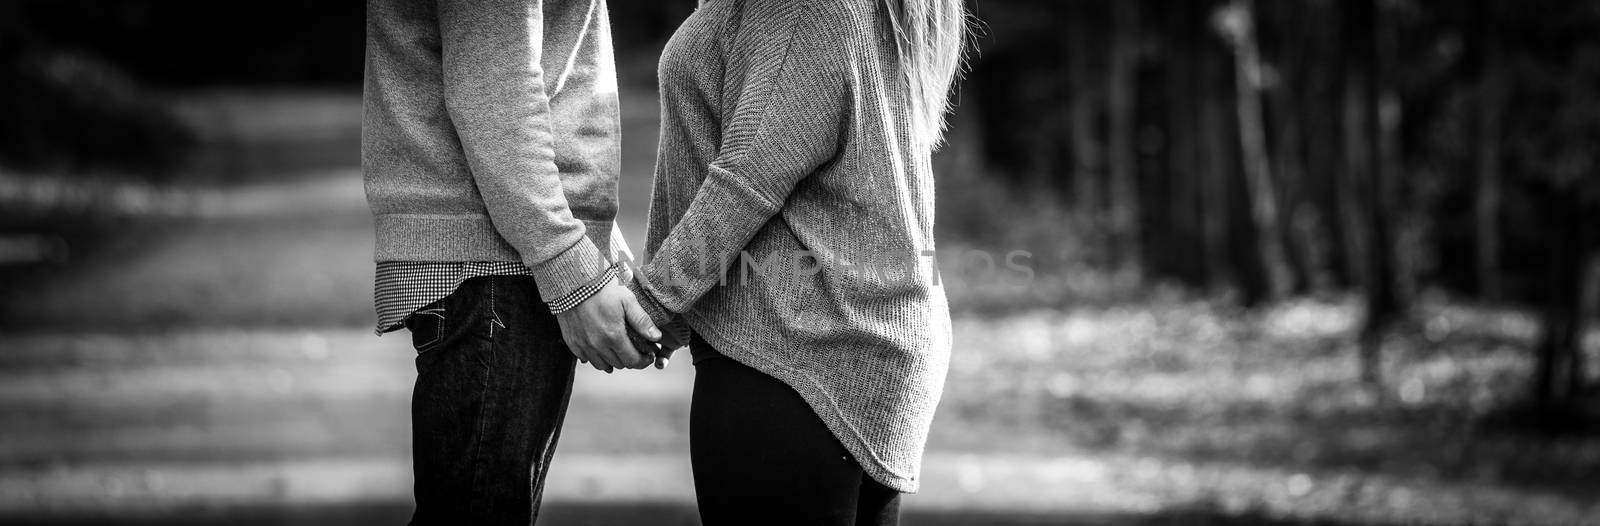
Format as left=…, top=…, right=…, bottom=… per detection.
left=949, top=0, right=1600, bottom=414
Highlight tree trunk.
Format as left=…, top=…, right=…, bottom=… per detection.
left=1301, top=0, right=1346, bottom=291
left=1474, top=0, right=1505, bottom=301
left=1343, top=0, right=1400, bottom=390
left=1578, top=252, right=1599, bottom=395
left=1331, top=0, right=1369, bottom=297
left=1219, top=0, right=1294, bottom=301
left=1068, top=8, right=1105, bottom=269
left=1267, top=1, right=1326, bottom=294
left=1380, top=91, right=1412, bottom=304
left=1337, top=78, right=1370, bottom=295
left=1200, top=43, right=1236, bottom=291
left=1533, top=197, right=1588, bottom=407
left=1375, top=0, right=1408, bottom=312
left=1107, top=0, right=1143, bottom=281
left=1165, top=0, right=1204, bottom=282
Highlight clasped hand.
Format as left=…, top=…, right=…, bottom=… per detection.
left=554, top=280, right=681, bottom=373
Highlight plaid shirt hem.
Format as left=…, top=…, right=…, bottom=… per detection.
left=373, top=261, right=532, bottom=335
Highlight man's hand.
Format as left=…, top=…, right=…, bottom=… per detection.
left=556, top=281, right=661, bottom=373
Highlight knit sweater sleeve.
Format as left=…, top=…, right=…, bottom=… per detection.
left=629, top=1, right=853, bottom=328
left=436, top=0, right=609, bottom=304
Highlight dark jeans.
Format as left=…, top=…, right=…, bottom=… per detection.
left=404, top=276, right=576, bottom=526
left=689, top=335, right=902, bottom=526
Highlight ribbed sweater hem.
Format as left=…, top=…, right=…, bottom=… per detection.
left=685, top=318, right=922, bottom=493
left=374, top=213, right=613, bottom=302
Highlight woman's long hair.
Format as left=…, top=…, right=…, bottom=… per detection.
left=881, top=0, right=969, bottom=153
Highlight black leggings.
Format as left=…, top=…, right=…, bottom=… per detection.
left=689, top=339, right=901, bottom=526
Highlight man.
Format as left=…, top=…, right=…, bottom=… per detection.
left=363, top=0, right=660, bottom=522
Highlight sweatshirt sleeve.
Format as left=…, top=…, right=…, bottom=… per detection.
left=437, top=0, right=609, bottom=304
left=628, top=2, right=853, bottom=329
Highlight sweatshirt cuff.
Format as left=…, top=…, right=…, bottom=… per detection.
left=625, top=277, right=673, bottom=329
left=626, top=275, right=688, bottom=343
left=529, top=237, right=610, bottom=304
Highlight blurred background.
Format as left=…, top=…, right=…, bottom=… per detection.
left=0, top=0, right=1597, bottom=524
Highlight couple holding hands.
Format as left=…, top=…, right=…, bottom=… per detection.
left=363, top=0, right=965, bottom=523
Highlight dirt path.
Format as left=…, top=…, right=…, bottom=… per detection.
left=0, top=328, right=1152, bottom=525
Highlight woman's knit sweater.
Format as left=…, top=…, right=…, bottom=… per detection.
left=626, top=0, right=952, bottom=492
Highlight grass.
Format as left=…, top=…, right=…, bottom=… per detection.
left=932, top=297, right=1600, bottom=523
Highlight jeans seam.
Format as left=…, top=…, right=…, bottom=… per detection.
left=467, top=278, right=499, bottom=518
left=530, top=351, right=574, bottom=525
left=487, top=278, right=503, bottom=338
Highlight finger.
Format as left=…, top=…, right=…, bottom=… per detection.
left=589, top=344, right=611, bottom=373
left=660, top=344, right=677, bottom=368
left=592, top=338, right=622, bottom=370
left=621, top=294, right=662, bottom=342
left=578, top=340, right=608, bottom=372
left=627, top=329, right=660, bottom=366
left=601, top=326, right=648, bottom=369
left=606, top=339, right=648, bottom=370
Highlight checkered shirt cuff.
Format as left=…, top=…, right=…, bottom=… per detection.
left=546, top=262, right=622, bottom=314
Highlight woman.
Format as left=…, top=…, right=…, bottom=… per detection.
left=624, top=0, right=968, bottom=523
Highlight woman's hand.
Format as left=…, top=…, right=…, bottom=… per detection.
left=652, top=328, right=687, bottom=369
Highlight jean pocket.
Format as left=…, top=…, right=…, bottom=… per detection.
left=406, top=307, right=448, bottom=355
